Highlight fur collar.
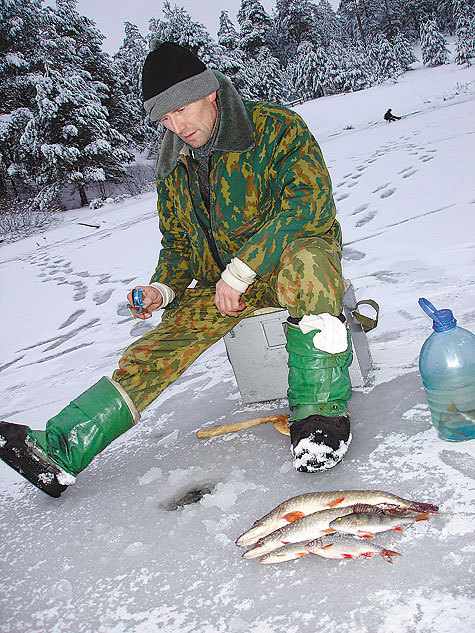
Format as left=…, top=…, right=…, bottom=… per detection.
left=156, top=71, right=255, bottom=180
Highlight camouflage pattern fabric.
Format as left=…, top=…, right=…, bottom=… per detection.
left=113, top=75, right=344, bottom=413
left=274, top=236, right=343, bottom=318
left=150, top=72, right=342, bottom=298
left=113, top=237, right=342, bottom=412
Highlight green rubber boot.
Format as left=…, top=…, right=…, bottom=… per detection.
left=286, top=321, right=353, bottom=472
left=0, top=377, right=139, bottom=497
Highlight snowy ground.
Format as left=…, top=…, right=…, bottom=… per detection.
left=1, top=58, right=474, bottom=633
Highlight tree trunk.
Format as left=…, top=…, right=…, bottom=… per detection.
left=353, top=0, right=367, bottom=48
left=383, top=0, right=395, bottom=39
left=78, top=185, right=88, bottom=207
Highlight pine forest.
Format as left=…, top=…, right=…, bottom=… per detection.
left=0, top=0, right=474, bottom=233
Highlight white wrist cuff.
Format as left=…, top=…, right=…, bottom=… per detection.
left=149, top=282, right=176, bottom=308
left=221, top=258, right=257, bottom=293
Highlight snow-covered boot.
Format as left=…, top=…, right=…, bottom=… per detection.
left=286, top=316, right=353, bottom=472
left=0, top=377, right=139, bottom=497
left=0, top=421, right=70, bottom=497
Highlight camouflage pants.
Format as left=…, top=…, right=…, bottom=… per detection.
left=112, top=236, right=343, bottom=412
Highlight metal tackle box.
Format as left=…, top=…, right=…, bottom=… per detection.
left=224, top=283, right=374, bottom=404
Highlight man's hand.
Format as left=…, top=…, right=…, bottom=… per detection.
left=127, top=285, right=163, bottom=320
left=214, top=279, right=246, bottom=317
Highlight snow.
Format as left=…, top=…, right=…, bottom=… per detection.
left=1, top=58, right=475, bottom=633
left=292, top=435, right=352, bottom=471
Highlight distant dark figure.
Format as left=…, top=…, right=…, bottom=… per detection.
left=384, top=108, right=401, bottom=122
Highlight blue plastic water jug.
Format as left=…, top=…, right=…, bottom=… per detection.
left=418, top=298, right=475, bottom=441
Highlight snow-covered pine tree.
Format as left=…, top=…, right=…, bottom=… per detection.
left=420, top=19, right=450, bottom=66
left=49, top=0, right=136, bottom=150
left=274, top=0, right=320, bottom=63
left=0, top=0, right=46, bottom=199
left=321, top=42, right=349, bottom=93
left=321, top=41, right=373, bottom=94
left=288, top=41, right=327, bottom=102
left=251, top=47, right=286, bottom=103
left=343, top=46, right=375, bottom=91
left=378, top=0, right=400, bottom=39
left=453, top=0, right=475, bottom=65
left=113, top=22, right=151, bottom=147
left=237, top=0, right=276, bottom=59
left=315, top=0, right=345, bottom=49
left=338, top=1, right=454, bottom=45
left=217, top=12, right=251, bottom=97
left=1, top=0, right=137, bottom=211
left=149, top=1, right=218, bottom=66
left=392, top=32, right=418, bottom=70
left=218, top=10, right=240, bottom=51
left=338, top=0, right=376, bottom=47
left=0, top=0, right=45, bottom=112
left=20, top=67, right=132, bottom=208
left=237, top=46, right=286, bottom=103
left=0, top=108, right=35, bottom=201
left=369, top=32, right=404, bottom=80
left=114, top=23, right=148, bottom=106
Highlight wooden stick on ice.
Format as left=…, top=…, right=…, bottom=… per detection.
left=196, top=414, right=289, bottom=439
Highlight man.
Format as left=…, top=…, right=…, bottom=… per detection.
left=0, top=43, right=352, bottom=498
left=384, top=108, right=401, bottom=122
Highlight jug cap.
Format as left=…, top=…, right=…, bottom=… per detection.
left=419, top=298, right=457, bottom=332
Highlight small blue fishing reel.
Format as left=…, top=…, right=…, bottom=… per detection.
left=131, top=288, right=145, bottom=314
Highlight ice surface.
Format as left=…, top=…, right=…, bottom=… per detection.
left=0, top=52, right=474, bottom=633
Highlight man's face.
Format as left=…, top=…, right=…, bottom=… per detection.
left=159, top=92, right=218, bottom=148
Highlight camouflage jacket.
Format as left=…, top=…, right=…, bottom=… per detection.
left=150, top=71, right=341, bottom=297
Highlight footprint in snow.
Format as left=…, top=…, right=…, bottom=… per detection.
left=130, top=321, right=155, bottom=337
left=94, top=289, right=114, bottom=305
left=342, top=247, right=366, bottom=261
left=372, top=183, right=391, bottom=193
left=336, top=192, right=350, bottom=201
left=380, top=188, right=396, bottom=199
left=351, top=203, right=369, bottom=215
left=117, top=302, right=132, bottom=317
left=58, top=310, right=86, bottom=329
left=356, top=210, right=378, bottom=227
left=73, top=281, right=87, bottom=301
left=402, top=169, right=417, bottom=178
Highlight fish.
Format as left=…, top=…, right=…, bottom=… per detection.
left=446, top=402, right=475, bottom=423
left=259, top=539, right=323, bottom=565
left=235, top=490, right=438, bottom=547
left=242, top=506, right=357, bottom=559
left=329, top=511, right=430, bottom=538
left=306, top=537, right=401, bottom=564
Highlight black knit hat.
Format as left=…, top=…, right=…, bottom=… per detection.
left=142, top=42, right=219, bottom=122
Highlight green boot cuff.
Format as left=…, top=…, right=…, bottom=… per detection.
left=33, top=377, right=138, bottom=476
left=286, top=323, right=353, bottom=422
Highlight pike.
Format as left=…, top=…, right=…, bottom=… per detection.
left=329, top=511, right=430, bottom=538
left=242, top=506, right=357, bottom=559
left=306, top=536, right=401, bottom=564
left=259, top=539, right=323, bottom=565
left=235, top=490, right=438, bottom=547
